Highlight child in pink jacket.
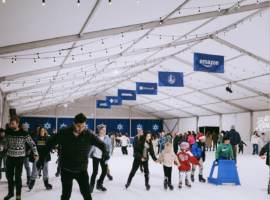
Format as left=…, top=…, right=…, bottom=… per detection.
left=188, top=131, right=195, bottom=149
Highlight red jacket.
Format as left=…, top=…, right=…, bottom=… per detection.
left=176, top=151, right=201, bottom=171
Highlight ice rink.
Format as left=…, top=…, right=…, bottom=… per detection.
left=0, top=146, right=269, bottom=200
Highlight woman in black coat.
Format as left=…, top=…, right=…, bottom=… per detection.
left=125, top=131, right=157, bottom=190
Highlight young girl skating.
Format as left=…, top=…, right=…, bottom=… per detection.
left=155, top=142, right=180, bottom=190
left=176, top=142, right=201, bottom=189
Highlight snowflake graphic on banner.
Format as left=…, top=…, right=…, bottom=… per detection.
left=152, top=124, right=159, bottom=131
left=44, top=122, right=51, bottom=130
left=60, top=123, right=67, bottom=128
left=117, top=124, right=123, bottom=131
left=23, top=122, right=30, bottom=129
left=137, top=124, right=143, bottom=130
left=85, top=124, right=89, bottom=129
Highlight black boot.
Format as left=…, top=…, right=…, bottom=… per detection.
left=26, top=176, right=31, bottom=186
left=191, top=175, right=194, bottom=182
left=268, top=184, right=270, bottom=194
left=185, top=179, right=191, bottom=187
left=107, top=174, right=113, bottom=181
left=89, top=184, right=95, bottom=193
left=55, top=168, right=60, bottom=177
left=125, top=180, right=131, bottom=189
left=4, top=194, right=14, bottom=200
left=145, top=182, right=151, bottom=190
left=168, top=182, right=174, bottom=190
left=44, top=180, right=53, bottom=189
left=28, top=180, right=35, bottom=190
left=164, top=178, right=168, bottom=190
left=199, top=175, right=206, bottom=183
left=96, top=182, right=107, bottom=192
left=178, top=181, right=182, bottom=189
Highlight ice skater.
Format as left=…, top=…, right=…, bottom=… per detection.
left=259, top=142, right=270, bottom=194
left=191, top=133, right=206, bottom=183
left=36, top=113, right=110, bottom=200
left=155, top=142, right=180, bottom=190
left=125, top=131, right=157, bottom=190
left=176, top=142, right=200, bottom=189
left=215, top=136, right=234, bottom=162
left=238, top=140, right=247, bottom=154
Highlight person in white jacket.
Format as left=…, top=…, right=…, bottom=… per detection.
left=251, top=131, right=261, bottom=155
left=116, top=135, right=130, bottom=155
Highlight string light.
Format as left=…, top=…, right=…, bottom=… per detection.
left=59, top=51, right=61, bottom=56
left=238, top=2, right=240, bottom=9
left=11, top=58, right=14, bottom=65
left=34, top=58, right=36, bottom=64
left=257, top=0, right=259, bottom=4
left=218, top=5, right=220, bottom=12
left=89, top=52, right=91, bottom=57
left=81, top=45, right=83, bottom=52
left=147, top=35, right=149, bottom=39
left=141, top=25, right=143, bottom=31
left=198, top=7, right=200, bottom=13
left=160, top=17, right=163, bottom=25
left=178, top=9, right=180, bottom=15
left=137, top=0, right=139, bottom=3
left=159, top=35, right=161, bottom=39
left=54, top=57, right=56, bottom=62
left=14, top=56, right=16, bottom=63
left=109, top=0, right=111, bottom=5
left=196, top=35, right=197, bottom=40
left=106, top=49, right=108, bottom=53
left=38, top=53, right=40, bottom=60
left=102, top=39, right=104, bottom=45
left=72, top=55, right=74, bottom=60
left=42, top=0, right=45, bottom=6
left=120, top=44, right=122, bottom=49
left=2, top=0, right=6, bottom=3
left=250, top=18, right=252, bottom=22
left=172, top=36, right=174, bottom=40
left=122, top=33, right=124, bottom=39
left=260, top=13, right=262, bottom=17
left=77, top=0, right=80, bottom=6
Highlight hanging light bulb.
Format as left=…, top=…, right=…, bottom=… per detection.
left=257, top=0, right=259, bottom=4
left=109, top=0, right=111, bottom=5
left=218, top=5, right=220, bottom=12
left=120, top=44, right=122, bottom=49
left=72, top=55, right=74, bottom=60
left=196, top=35, right=197, bottom=40
left=14, top=56, right=16, bottom=63
left=122, top=33, right=124, bottom=38
left=137, top=0, right=139, bottom=3
left=81, top=45, right=83, bottom=52
left=147, top=35, right=149, bottom=39
left=172, top=36, right=174, bottom=40
left=260, top=13, right=262, bottom=17
left=42, top=0, right=45, bottom=6
left=59, top=50, right=61, bottom=56
left=106, top=49, right=107, bottom=53
left=34, top=58, right=36, bottom=64
left=238, top=2, right=240, bottom=9
left=141, top=25, right=143, bottom=31
left=37, top=53, right=40, bottom=60
left=159, top=35, right=161, bottom=39
left=102, top=39, right=104, bottom=45
left=178, top=9, right=180, bottom=15
left=77, top=0, right=80, bottom=6
left=2, top=0, right=6, bottom=3
left=54, top=57, right=56, bottom=62
left=89, top=52, right=91, bottom=57
left=250, top=18, right=252, bottom=22
left=11, top=58, right=14, bottom=65
left=198, top=7, right=200, bottom=13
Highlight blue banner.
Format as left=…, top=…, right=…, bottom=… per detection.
left=194, top=53, right=224, bottom=73
left=118, top=89, right=136, bottom=100
left=106, top=96, right=122, bottom=106
left=96, top=119, right=130, bottom=135
left=158, top=72, right=184, bottom=87
left=57, top=118, right=94, bottom=131
left=20, top=117, right=56, bottom=133
left=131, top=119, right=163, bottom=137
left=136, top=82, right=157, bottom=95
left=96, top=100, right=111, bottom=109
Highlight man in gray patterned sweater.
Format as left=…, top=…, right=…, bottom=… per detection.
left=1, top=116, right=38, bottom=200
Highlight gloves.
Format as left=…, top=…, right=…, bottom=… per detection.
left=36, top=160, right=44, bottom=170
left=202, top=157, right=205, bottom=162
left=102, top=152, right=110, bottom=161
left=215, top=159, right=218, bottom=163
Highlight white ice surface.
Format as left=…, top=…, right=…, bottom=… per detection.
left=0, top=147, right=269, bottom=200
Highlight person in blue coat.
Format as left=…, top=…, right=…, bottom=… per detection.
left=89, top=124, right=112, bottom=193
left=225, top=125, right=241, bottom=165
left=158, top=131, right=168, bottom=153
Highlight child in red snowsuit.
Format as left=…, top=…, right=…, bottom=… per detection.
left=176, top=142, right=201, bottom=188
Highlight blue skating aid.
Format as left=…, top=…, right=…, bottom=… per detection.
left=208, top=160, right=241, bottom=186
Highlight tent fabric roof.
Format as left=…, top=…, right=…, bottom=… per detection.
left=0, top=0, right=269, bottom=119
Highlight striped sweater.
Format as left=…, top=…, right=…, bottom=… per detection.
left=5, top=128, right=38, bottom=157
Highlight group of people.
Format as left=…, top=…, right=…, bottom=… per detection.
left=0, top=113, right=269, bottom=200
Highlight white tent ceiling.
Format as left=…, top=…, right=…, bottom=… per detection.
left=0, top=0, right=269, bottom=119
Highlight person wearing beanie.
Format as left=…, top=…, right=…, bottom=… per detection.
left=225, top=125, right=241, bottom=165
left=89, top=124, right=112, bottom=193
left=215, top=136, right=234, bottom=163
left=176, top=142, right=201, bottom=189
left=191, top=133, right=206, bottom=183
left=155, top=142, right=180, bottom=190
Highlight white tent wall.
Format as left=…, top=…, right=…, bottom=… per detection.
left=22, top=97, right=158, bottom=119
left=179, top=117, right=197, bottom=134
left=198, top=115, right=219, bottom=127
left=163, top=119, right=179, bottom=134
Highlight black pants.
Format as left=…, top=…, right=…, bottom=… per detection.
left=61, top=169, right=91, bottom=200
left=173, top=145, right=178, bottom=155
left=238, top=147, right=243, bottom=154
left=213, top=142, right=217, bottom=150
left=128, top=158, right=149, bottom=183
left=163, top=166, right=172, bottom=183
left=122, top=146, right=128, bottom=155
left=7, top=157, right=24, bottom=196
left=90, top=157, right=107, bottom=185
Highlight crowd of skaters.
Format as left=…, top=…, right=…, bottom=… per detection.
left=0, top=113, right=269, bottom=200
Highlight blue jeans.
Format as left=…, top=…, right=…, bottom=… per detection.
left=160, top=145, right=165, bottom=153
left=218, top=155, right=228, bottom=160
left=24, top=157, right=31, bottom=177
left=31, top=159, right=49, bottom=181
left=253, top=144, right=258, bottom=154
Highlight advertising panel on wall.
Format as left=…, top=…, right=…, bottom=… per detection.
left=253, top=111, right=270, bottom=139
left=20, top=117, right=56, bottom=133
left=131, top=119, right=163, bottom=137
left=95, top=119, right=130, bottom=135
left=57, top=118, right=94, bottom=131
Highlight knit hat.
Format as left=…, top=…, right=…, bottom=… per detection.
left=197, top=133, right=205, bottom=141
left=230, top=125, right=235, bottom=130
left=97, top=124, right=106, bottom=132
left=180, top=142, right=189, bottom=150
left=174, top=132, right=179, bottom=137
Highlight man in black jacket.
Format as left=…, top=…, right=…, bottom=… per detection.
left=37, top=113, right=110, bottom=200
left=259, top=142, right=270, bottom=194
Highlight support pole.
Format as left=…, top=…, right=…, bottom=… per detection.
left=196, top=116, right=199, bottom=133
left=219, top=115, right=222, bottom=133
left=129, top=108, right=132, bottom=137
left=94, top=96, right=97, bottom=134
left=1, top=93, right=7, bottom=128
left=250, top=112, right=253, bottom=138
left=55, top=106, right=58, bottom=132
